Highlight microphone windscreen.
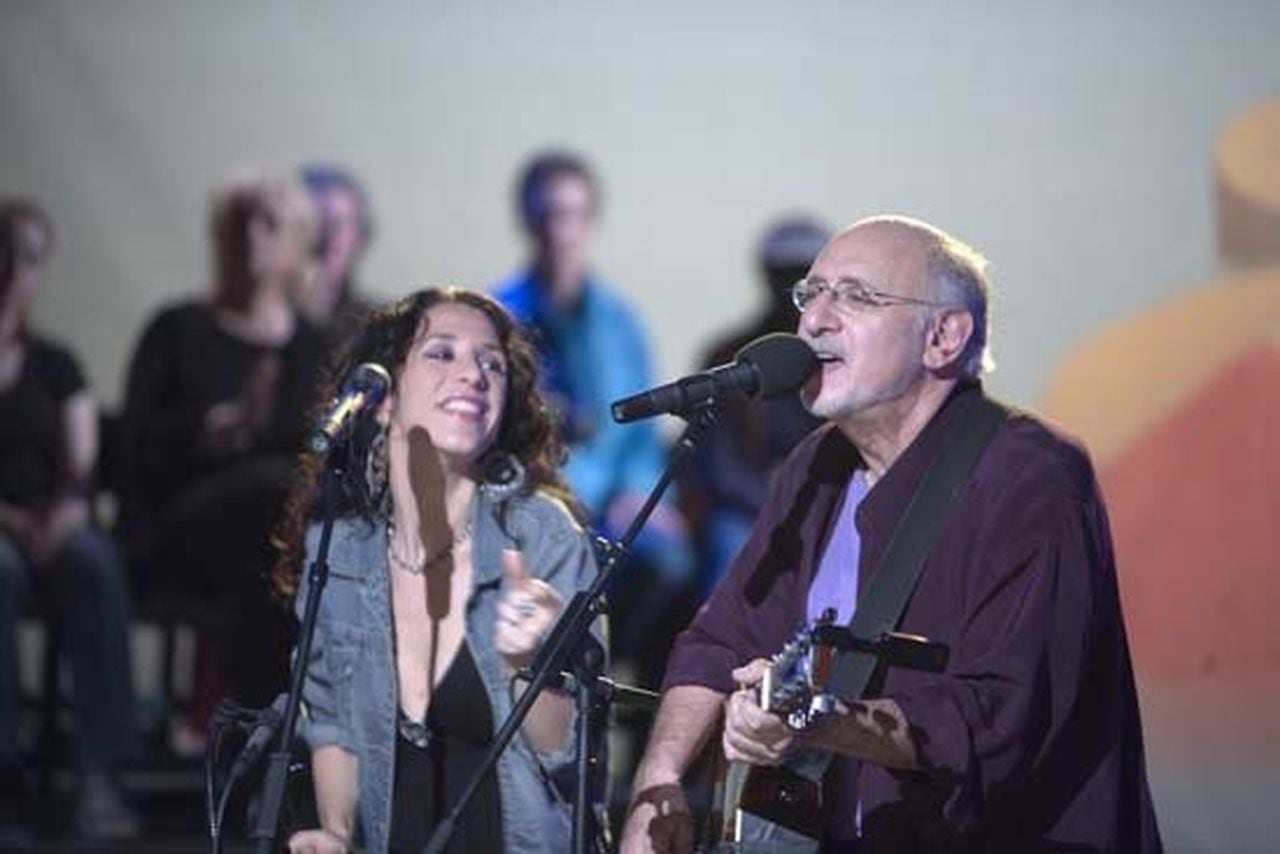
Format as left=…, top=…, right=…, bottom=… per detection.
left=735, top=333, right=817, bottom=398
left=344, top=362, right=392, bottom=401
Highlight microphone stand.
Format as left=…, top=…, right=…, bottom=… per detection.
left=423, top=404, right=718, bottom=854
left=250, top=462, right=342, bottom=854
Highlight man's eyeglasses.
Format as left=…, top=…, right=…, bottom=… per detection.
left=790, top=277, right=950, bottom=313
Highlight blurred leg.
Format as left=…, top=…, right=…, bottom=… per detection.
left=163, top=458, right=294, bottom=709
left=0, top=535, right=28, bottom=766
left=46, top=527, right=139, bottom=771
left=0, top=535, right=32, bottom=841
left=46, top=527, right=140, bottom=839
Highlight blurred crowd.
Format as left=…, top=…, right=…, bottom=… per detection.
left=0, top=153, right=829, bottom=844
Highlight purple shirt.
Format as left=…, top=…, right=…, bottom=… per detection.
left=806, top=471, right=867, bottom=626
left=663, top=383, right=1162, bottom=852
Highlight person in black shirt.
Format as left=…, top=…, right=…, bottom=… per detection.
left=682, top=215, right=830, bottom=596
left=120, top=169, right=328, bottom=717
left=0, top=199, right=139, bottom=841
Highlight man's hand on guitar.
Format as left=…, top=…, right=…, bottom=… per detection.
left=723, top=658, right=795, bottom=766
left=620, top=781, right=694, bottom=854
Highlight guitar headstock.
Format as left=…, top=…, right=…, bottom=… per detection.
left=759, top=609, right=840, bottom=728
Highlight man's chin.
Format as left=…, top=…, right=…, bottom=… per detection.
left=802, top=398, right=840, bottom=421
left=805, top=393, right=875, bottom=425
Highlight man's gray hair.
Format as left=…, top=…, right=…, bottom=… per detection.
left=926, top=231, right=994, bottom=377
left=857, top=215, right=995, bottom=377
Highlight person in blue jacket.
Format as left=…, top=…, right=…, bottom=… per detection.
left=494, top=151, right=693, bottom=676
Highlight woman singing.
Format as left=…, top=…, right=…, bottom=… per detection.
left=275, top=288, right=601, bottom=853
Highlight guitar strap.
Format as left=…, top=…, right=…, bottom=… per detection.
left=735, top=389, right=1009, bottom=842
left=825, top=389, right=1008, bottom=703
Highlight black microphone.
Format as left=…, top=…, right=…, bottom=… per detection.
left=308, top=362, right=392, bottom=454
left=611, top=332, right=816, bottom=423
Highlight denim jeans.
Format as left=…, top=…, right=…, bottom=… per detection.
left=0, top=527, right=138, bottom=770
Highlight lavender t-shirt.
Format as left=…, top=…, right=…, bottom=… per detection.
left=807, top=470, right=868, bottom=625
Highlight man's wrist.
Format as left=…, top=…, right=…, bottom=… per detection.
left=631, top=761, right=682, bottom=800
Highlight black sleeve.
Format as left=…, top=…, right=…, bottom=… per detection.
left=120, top=307, right=205, bottom=511
left=260, top=321, right=329, bottom=456
left=31, top=338, right=87, bottom=403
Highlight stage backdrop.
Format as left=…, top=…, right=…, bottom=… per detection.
left=3, top=2, right=1278, bottom=851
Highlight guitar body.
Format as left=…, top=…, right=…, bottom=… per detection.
left=707, top=751, right=824, bottom=852
left=705, top=618, right=835, bottom=852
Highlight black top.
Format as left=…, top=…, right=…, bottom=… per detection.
left=388, top=643, right=503, bottom=853
left=120, top=300, right=329, bottom=519
left=0, top=336, right=86, bottom=506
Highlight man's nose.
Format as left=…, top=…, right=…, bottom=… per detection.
left=799, top=290, right=841, bottom=337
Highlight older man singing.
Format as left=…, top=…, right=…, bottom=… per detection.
left=621, top=216, right=1161, bottom=853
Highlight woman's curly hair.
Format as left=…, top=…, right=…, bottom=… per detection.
left=271, top=286, right=572, bottom=597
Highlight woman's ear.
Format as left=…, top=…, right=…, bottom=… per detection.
left=375, top=394, right=393, bottom=427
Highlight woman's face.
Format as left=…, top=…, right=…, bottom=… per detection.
left=387, top=301, right=509, bottom=470
left=248, top=206, right=308, bottom=286
left=1, top=219, right=50, bottom=337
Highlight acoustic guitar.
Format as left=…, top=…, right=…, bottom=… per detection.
left=705, top=613, right=949, bottom=852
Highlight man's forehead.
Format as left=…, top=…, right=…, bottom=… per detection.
left=809, top=223, right=928, bottom=284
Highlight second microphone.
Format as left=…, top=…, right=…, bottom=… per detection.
left=611, top=333, right=816, bottom=423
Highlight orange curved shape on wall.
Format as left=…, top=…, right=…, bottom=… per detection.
left=1041, top=268, right=1280, bottom=758
left=1040, top=267, right=1280, bottom=471
left=1104, top=341, right=1280, bottom=681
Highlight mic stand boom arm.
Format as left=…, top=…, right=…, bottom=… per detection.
left=423, top=404, right=719, bottom=854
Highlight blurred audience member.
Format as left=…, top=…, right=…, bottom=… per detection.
left=119, top=169, right=326, bottom=718
left=493, top=150, right=692, bottom=677
left=0, top=199, right=139, bottom=840
left=298, top=163, right=378, bottom=349
left=684, top=215, right=829, bottom=593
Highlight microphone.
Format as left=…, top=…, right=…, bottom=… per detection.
left=226, top=694, right=288, bottom=784
left=611, top=333, right=816, bottom=423
left=308, top=362, right=392, bottom=454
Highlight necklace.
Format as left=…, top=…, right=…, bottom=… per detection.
left=387, top=516, right=474, bottom=575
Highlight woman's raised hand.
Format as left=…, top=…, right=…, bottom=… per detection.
left=494, top=548, right=563, bottom=671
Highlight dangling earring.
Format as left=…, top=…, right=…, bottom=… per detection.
left=364, top=424, right=391, bottom=515
left=479, top=451, right=527, bottom=500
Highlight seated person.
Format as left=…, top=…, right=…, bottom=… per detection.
left=493, top=150, right=692, bottom=676
left=297, top=163, right=379, bottom=351
left=684, top=215, right=828, bottom=594
left=0, top=198, right=139, bottom=840
left=119, top=168, right=328, bottom=712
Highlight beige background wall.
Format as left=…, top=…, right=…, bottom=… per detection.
left=3, top=0, right=1278, bottom=410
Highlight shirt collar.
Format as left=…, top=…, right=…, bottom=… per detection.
left=525, top=269, right=598, bottom=320
left=851, top=380, right=985, bottom=545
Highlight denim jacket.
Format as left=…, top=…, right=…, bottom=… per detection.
left=295, top=486, right=602, bottom=853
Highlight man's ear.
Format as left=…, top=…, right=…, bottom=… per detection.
left=923, top=309, right=974, bottom=372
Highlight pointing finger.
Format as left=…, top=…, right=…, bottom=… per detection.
left=502, top=548, right=527, bottom=586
